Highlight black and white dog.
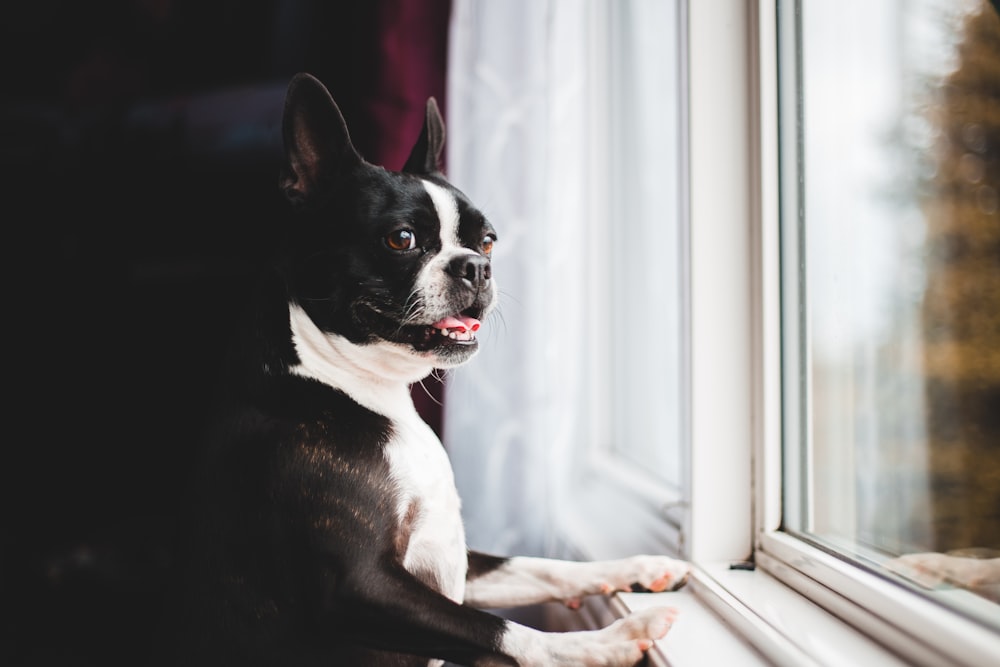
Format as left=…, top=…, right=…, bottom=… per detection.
left=156, top=72, right=689, bottom=667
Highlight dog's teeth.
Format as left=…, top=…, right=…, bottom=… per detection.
left=431, top=326, right=476, bottom=342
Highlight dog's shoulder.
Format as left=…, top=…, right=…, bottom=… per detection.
left=210, top=373, right=395, bottom=482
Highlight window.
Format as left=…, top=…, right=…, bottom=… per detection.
left=564, top=0, right=689, bottom=558
left=603, top=0, right=686, bottom=497
left=446, top=1, right=1000, bottom=663
left=443, top=0, right=690, bottom=561
left=575, top=0, right=1000, bottom=663
left=779, top=0, right=999, bottom=621
left=758, top=0, right=1000, bottom=663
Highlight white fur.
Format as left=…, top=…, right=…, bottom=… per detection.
left=385, top=413, right=469, bottom=604
left=499, top=606, right=678, bottom=666
left=288, top=303, right=435, bottom=416
left=422, top=179, right=460, bottom=244
left=465, top=555, right=691, bottom=609
left=288, top=303, right=467, bottom=605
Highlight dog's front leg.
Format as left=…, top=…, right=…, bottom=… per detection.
left=333, top=561, right=514, bottom=665
left=460, top=552, right=685, bottom=665
left=464, top=552, right=691, bottom=610
left=497, top=604, right=680, bottom=666
left=333, top=561, right=677, bottom=666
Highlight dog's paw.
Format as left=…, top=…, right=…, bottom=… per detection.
left=603, top=605, right=678, bottom=642
left=503, top=606, right=680, bottom=666
left=594, top=555, right=692, bottom=595
left=581, top=606, right=679, bottom=665
left=885, top=551, right=1000, bottom=594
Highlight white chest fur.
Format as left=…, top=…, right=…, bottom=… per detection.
left=385, top=411, right=468, bottom=603
left=287, top=305, right=470, bottom=602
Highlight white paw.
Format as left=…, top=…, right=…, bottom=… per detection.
left=503, top=607, right=677, bottom=667
left=503, top=606, right=680, bottom=666
left=603, top=605, right=679, bottom=641
left=595, top=555, right=692, bottom=595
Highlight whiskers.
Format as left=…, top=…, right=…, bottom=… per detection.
left=395, top=290, right=428, bottom=337
left=413, top=371, right=449, bottom=408
left=483, top=289, right=515, bottom=344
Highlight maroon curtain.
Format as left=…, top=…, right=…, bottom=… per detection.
left=339, top=0, right=453, bottom=435
left=362, top=0, right=453, bottom=171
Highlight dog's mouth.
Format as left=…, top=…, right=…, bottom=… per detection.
left=357, top=306, right=484, bottom=352
left=425, top=314, right=482, bottom=344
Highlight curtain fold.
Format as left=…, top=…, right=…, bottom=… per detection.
left=443, top=0, right=594, bottom=558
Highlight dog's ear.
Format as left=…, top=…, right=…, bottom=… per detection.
left=280, top=73, right=362, bottom=205
left=402, top=97, right=446, bottom=175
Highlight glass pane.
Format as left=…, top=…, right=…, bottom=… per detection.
left=607, top=0, right=685, bottom=490
left=782, top=0, right=1000, bottom=626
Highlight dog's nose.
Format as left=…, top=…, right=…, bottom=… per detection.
left=447, top=253, right=491, bottom=288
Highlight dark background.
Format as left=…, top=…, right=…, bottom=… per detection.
left=1, top=1, right=451, bottom=664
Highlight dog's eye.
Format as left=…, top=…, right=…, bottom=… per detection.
left=482, top=234, right=496, bottom=256
left=385, top=229, right=416, bottom=251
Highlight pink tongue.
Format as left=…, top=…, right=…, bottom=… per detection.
left=432, top=315, right=481, bottom=333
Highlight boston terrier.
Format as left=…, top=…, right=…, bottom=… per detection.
left=154, top=72, right=689, bottom=667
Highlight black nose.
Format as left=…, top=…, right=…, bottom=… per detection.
left=447, top=253, right=491, bottom=288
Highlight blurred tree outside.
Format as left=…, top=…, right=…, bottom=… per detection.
left=922, top=1, right=1000, bottom=553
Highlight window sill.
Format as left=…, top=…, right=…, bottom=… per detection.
left=609, top=562, right=910, bottom=667
left=610, top=573, right=769, bottom=667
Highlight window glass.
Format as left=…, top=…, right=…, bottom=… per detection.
left=605, top=0, right=685, bottom=491
left=782, top=0, right=1000, bottom=625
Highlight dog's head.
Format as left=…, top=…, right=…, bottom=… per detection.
left=277, top=73, right=497, bottom=378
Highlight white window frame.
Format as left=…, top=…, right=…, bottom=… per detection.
left=754, top=1, right=1000, bottom=665
left=561, top=1, right=1000, bottom=665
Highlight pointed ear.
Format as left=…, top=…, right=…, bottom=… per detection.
left=279, top=72, right=362, bottom=205
left=402, top=97, right=446, bottom=175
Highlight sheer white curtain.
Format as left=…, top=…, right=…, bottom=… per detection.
left=442, top=0, right=593, bottom=558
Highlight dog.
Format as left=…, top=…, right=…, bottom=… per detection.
left=153, top=72, right=689, bottom=667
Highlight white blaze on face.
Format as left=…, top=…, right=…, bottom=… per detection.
left=415, top=180, right=477, bottom=321
left=422, top=179, right=461, bottom=246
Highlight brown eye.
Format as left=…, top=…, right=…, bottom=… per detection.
left=482, top=234, right=496, bottom=256
left=385, top=229, right=416, bottom=251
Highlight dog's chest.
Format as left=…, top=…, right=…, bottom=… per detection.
left=385, top=412, right=467, bottom=603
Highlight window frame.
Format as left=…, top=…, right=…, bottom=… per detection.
left=564, top=1, right=1000, bottom=665
left=753, top=1, right=1000, bottom=665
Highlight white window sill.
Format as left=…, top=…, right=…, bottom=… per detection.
left=611, top=574, right=770, bottom=667
left=610, top=562, right=910, bottom=667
